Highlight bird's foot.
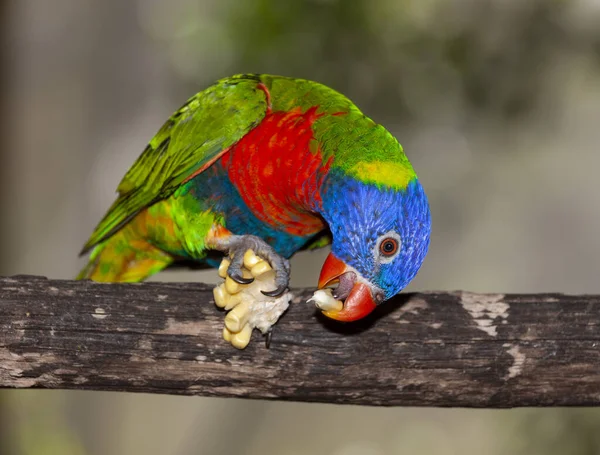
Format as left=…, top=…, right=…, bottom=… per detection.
left=211, top=234, right=290, bottom=297
left=213, top=250, right=292, bottom=349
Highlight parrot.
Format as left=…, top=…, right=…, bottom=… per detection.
left=78, top=73, right=431, bottom=326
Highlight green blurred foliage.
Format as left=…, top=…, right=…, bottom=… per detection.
left=9, top=393, right=87, bottom=455
left=505, top=409, right=600, bottom=455
left=139, top=0, right=594, bottom=126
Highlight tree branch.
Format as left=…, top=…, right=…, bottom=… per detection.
left=0, top=275, right=598, bottom=407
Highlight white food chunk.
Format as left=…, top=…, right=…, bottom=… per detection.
left=309, top=289, right=343, bottom=312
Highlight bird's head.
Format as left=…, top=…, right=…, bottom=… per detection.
left=318, top=171, right=431, bottom=321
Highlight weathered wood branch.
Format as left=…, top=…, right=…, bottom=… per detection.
left=0, top=275, right=598, bottom=407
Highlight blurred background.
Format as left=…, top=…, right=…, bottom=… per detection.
left=2, top=0, right=600, bottom=453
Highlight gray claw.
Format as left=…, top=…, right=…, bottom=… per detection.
left=265, top=330, right=273, bottom=349
left=261, top=284, right=288, bottom=298
left=228, top=273, right=254, bottom=285
left=224, top=250, right=254, bottom=285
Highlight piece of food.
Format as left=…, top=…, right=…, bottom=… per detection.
left=309, top=289, right=344, bottom=313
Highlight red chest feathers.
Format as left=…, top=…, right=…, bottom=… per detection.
left=222, top=107, right=330, bottom=237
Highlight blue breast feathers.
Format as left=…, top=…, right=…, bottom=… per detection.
left=188, top=161, right=316, bottom=258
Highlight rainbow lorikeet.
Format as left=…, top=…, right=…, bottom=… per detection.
left=78, top=74, right=431, bottom=325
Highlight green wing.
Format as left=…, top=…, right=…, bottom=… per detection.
left=80, top=74, right=268, bottom=255
left=302, top=232, right=332, bottom=250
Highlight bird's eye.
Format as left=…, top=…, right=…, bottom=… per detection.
left=379, top=238, right=399, bottom=257
left=375, top=231, right=402, bottom=263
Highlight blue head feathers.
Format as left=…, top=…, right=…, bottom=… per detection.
left=320, top=171, right=431, bottom=300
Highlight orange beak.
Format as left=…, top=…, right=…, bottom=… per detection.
left=317, top=253, right=378, bottom=322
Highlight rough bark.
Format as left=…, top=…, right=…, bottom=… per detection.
left=0, top=275, right=598, bottom=407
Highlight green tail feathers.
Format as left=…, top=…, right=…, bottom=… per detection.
left=76, top=226, right=173, bottom=282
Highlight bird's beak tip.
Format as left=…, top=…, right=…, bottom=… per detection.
left=322, top=282, right=377, bottom=321
left=317, top=253, right=378, bottom=322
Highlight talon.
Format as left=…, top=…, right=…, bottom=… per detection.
left=265, top=330, right=273, bottom=349
left=228, top=272, right=254, bottom=285
left=261, top=284, right=288, bottom=297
